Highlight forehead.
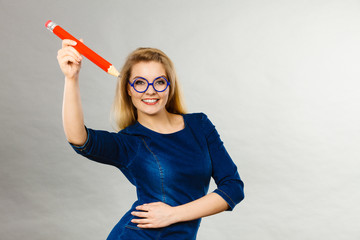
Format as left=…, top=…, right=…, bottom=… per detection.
left=130, top=61, right=166, bottom=79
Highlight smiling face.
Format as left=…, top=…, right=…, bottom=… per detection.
left=128, top=61, right=170, bottom=119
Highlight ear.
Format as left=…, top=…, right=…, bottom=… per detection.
left=127, top=85, right=132, bottom=96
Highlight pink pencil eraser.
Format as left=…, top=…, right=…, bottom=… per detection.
left=45, top=20, right=52, bottom=28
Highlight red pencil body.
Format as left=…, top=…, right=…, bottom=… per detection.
left=45, top=20, right=119, bottom=77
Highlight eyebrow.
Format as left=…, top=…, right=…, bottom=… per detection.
left=131, top=75, right=168, bottom=80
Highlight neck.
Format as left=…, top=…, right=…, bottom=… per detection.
left=138, top=110, right=170, bottom=128
left=137, top=110, right=184, bottom=134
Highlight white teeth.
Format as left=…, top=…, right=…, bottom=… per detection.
left=142, top=99, right=158, bottom=103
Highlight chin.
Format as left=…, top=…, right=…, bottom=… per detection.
left=142, top=109, right=163, bottom=116
left=138, top=105, right=167, bottom=116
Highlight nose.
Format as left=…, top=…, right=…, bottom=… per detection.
left=145, top=83, right=156, bottom=94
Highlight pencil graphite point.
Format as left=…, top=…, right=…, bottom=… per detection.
left=108, top=65, right=120, bottom=77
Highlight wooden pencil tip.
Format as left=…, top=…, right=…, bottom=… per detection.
left=107, top=65, right=120, bottom=77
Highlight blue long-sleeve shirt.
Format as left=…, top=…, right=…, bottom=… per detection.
left=71, top=112, right=244, bottom=240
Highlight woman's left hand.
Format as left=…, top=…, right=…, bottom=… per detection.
left=131, top=202, right=178, bottom=228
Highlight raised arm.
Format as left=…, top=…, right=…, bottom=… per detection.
left=57, top=39, right=86, bottom=145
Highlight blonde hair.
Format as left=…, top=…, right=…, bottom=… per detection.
left=111, top=47, right=187, bottom=131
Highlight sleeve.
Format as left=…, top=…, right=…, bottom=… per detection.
left=69, top=126, right=135, bottom=168
left=201, top=113, right=245, bottom=211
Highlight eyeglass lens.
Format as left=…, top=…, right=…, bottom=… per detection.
left=133, top=77, right=168, bottom=92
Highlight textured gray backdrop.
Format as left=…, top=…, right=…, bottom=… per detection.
left=1, top=0, right=359, bottom=239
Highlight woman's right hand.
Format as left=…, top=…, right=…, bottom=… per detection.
left=57, top=39, right=83, bottom=80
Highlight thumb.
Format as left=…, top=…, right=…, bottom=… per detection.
left=79, top=38, right=84, bottom=43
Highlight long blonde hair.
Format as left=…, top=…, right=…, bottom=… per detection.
left=111, top=47, right=187, bottom=131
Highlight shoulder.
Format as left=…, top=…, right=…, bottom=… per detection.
left=183, top=112, right=208, bottom=122
left=183, top=112, right=216, bottom=136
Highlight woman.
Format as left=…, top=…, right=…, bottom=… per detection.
left=57, top=39, right=244, bottom=239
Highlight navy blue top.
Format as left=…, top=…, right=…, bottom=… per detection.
left=71, top=113, right=244, bottom=240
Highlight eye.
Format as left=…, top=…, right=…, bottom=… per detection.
left=155, top=79, right=166, bottom=85
left=155, top=77, right=168, bottom=85
left=134, top=79, right=146, bottom=85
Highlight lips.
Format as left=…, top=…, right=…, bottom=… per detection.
left=142, top=99, right=159, bottom=105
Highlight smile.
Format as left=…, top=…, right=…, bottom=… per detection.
left=142, top=99, right=159, bottom=105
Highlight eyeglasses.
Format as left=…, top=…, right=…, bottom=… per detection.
left=129, top=76, right=170, bottom=93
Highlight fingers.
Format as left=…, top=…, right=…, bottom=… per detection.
left=130, top=215, right=155, bottom=228
left=131, top=211, right=148, bottom=218
left=58, top=47, right=82, bottom=63
left=130, top=202, right=173, bottom=229
left=131, top=210, right=150, bottom=226
left=57, top=51, right=81, bottom=65
left=137, top=223, right=154, bottom=228
left=131, top=217, right=149, bottom=224
left=58, top=56, right=80, bottom=66
left=135, top=202, right=161, bottom=210
left=60, top=39, right=83, bottom=59
left=62, top=39, right=77, bottom=48
left=57, top=52, right=81, bottom=67
left=57, top=39, right=85, bottom=78
left=57, top=39, right=83, bottom=66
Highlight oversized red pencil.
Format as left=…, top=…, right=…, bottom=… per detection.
left=45, top=20, right=119, bottom=77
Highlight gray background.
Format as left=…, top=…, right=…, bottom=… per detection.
left=1, top=0, right=359, bottom=239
